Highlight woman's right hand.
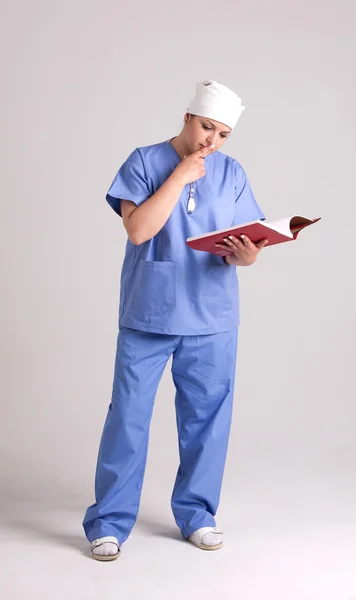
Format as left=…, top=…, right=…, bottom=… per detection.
left=172, top=144, right=215, bottom=186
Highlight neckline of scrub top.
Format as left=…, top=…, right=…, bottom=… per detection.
left=166, top=137, right=183, bottom=163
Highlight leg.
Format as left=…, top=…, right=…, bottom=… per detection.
left=170, top=328, right=239, bottom=538
left=83, top=326, right=177, bottom=545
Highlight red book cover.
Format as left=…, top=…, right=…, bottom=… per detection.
left=186, top=215, right=321, bottom=256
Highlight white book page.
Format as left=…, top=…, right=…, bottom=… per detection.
left=264, top=217, right=293, bottom=238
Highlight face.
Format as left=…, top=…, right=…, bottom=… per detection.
left=183, top=114, right=232, bottom=154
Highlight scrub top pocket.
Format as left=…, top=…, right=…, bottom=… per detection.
left=126, top=259, right=177, bottom=316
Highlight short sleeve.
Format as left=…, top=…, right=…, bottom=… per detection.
left=105, top=149, right=151, bottom=217
left=232, top=161, right=266, bottom=226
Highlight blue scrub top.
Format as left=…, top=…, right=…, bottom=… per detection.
left=106, top=139, right=265, bottom=335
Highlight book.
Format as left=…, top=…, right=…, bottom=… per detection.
left=186, top=215, right=321, bottom=256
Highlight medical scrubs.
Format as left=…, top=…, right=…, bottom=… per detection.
left=82, top=139, right=265, bottom=545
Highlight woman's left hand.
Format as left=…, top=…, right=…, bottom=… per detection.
left=216, top=235, right=269, bottom=266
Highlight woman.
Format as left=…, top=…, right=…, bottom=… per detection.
left=83, top=80, right=268, bottom=561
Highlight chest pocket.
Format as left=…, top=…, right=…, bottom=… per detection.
left=126, top=259, right=177, bottom=315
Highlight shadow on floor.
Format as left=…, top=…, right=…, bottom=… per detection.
left=4, top=507, right=184, bottom=558
left=135, top=514, right=184, bottom=542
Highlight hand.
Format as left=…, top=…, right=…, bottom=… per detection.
left=216, top=234, right=268, bottom=266
left=172, top=144, right=215, bottom=186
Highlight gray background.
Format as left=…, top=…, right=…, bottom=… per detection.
left=1, top=1, right=355, bottom=598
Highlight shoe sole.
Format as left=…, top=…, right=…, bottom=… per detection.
left=92, top=551, right=120, bottom=561
left=188, top=539, right=223, bottom=551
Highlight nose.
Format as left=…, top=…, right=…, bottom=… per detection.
left=206, top=132, right=219, bottom=145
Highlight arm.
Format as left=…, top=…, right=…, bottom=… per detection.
left=119, top=144, right=213, bottom=245
left=121, top=172, right=185, bottom=245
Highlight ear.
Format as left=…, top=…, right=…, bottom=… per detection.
left=184, top=112, right=191, bottom=125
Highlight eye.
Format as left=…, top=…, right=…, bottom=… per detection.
left=220, top=134, right=228, bottom=138
left=202, top=124, right=212, bottom=131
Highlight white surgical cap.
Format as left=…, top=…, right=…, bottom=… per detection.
left=187, top=79, right=245, bottom=130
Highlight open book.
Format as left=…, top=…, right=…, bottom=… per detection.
left=186, top=215, right=321, bottom=256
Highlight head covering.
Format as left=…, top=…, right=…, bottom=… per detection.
left=187, top=80, right=245, bottom=130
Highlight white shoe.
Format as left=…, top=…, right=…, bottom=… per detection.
left=90, top=536, right=121, bottom=561
left=187, top=527, right=223, bottom=551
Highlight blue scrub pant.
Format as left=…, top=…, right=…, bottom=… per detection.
left=82, top=325, right=238, bottom=545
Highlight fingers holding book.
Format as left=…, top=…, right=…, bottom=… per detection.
left=215, top=234, right=269, bottom=266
